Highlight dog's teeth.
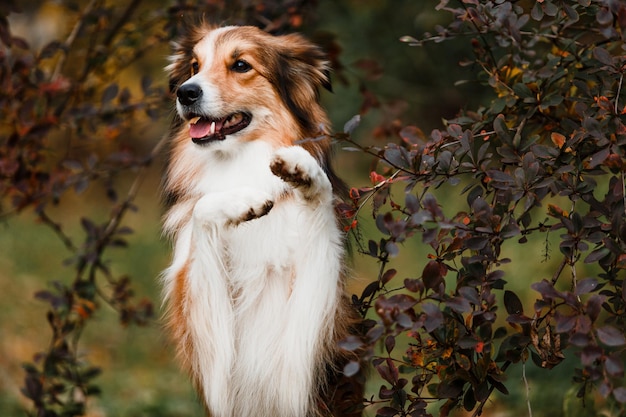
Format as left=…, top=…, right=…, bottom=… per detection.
left=226, top=113, right=242, bottom=127
left=189, top=116, right=201, bottom=124
left=210, top=121, right=216, bottom=134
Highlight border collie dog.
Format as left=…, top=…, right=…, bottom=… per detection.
left=161, top=24, right=360, bottom=417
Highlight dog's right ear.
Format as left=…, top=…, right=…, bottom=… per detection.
left=166, top=21, right=213, bottom=94
left=263, top=33, right=332, bottom=136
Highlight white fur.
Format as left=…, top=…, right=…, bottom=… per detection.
left=161, top=137, right=343, bottom=416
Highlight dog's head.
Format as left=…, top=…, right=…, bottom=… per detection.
left=167, top=25, right=332, bottom=148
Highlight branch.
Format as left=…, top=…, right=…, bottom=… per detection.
left=36, top=209, right=77, bottom=252
left=98, top=132, right=168, bottom=252
left=103, top=0, right=143, bottom=47
left=551, top=256, right=568, bottom=285
left=51, top=0, right=98, bottom=81
left=471, top=360, right=512, bottom=417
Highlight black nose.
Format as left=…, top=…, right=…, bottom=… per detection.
left=177, top=83, right=203, bottom=106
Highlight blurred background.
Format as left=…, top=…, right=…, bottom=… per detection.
left=0, top=1, right=595, bottom=416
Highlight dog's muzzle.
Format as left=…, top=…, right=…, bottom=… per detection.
left=177, top=83, right=252, bottom=145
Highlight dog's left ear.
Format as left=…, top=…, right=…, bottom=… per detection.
left=267, top=33, right=332, bottom=134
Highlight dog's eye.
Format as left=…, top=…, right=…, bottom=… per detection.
left=191, top=60, right=200, bottom=75
left=231, top=59, right=251, bottom=73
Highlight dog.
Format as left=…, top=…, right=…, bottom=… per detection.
left=161, top=24, right=361, bottom=417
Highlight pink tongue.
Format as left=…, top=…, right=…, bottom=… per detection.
left=189, top=119, right=224, bottom=139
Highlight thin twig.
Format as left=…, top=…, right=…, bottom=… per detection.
left=622, top=171, right=626, bottom=219
left=103, top=0, right=143, bottom=47
left=51, top=0, right=98, bottom=81
left=551, top=256, right=568, bottom=285
left=100, top=132, right=168, bottom=245
left=523, top=361, right=533, bottom=417
left=37, top=209, right=77, bottom=252
left=353, top=169, right=402, bottom=220
left=472, top=361, right=511, bottom=417
left=616, top=72, right=624, bottom=114
left=570, top=253, right=580, bottom=302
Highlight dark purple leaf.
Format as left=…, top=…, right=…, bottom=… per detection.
left=445, top=296, right=471, bottom=313
left=604, top=354, right=624, bottom=377
left=368, top=239, right=378, bottom=257
left=396, top=312, right=413, bottom=328
left=584, top=247, right=611, bottom=263
left=376, top=359, right=399, bottom=384
left=338, top=336, right=363, bottom=352
left=465, top=236, right=488, bottom=250
left=366, top=325, right=384, bottom=343
left=385, top=335, right=395, bottom=354
left=343, top=361, right=360, bottom=377
left=506, top=314, right=532, bottom=325
left=580, top=345, right=602, bottom=366
left=457, top=337, right=478, bottom=349
left=343, top=114, right=361, bottom=134
left=555, top=313, right=577, bottom=333
left=385, top=241, right=399, bottom=257
left=384, top=294, right=417, bottom=311
left=596, top=8, right=614, bottom=26
left=361, top=280, right=380, bottom=299
left=575, top=278, right=598, bottom=295
left=381, top=269, right=397, bottom=285
left=405, top=193, right=420, bottom=213
left=404, top=278, right=423, bottom=293
left=141, top=75, right=152, bottom=94
left=101, top=83, right=119, bottom=104
left=569, top=332, right=590, bottom=347
left=597, top=326, right=626, bottom=346
left=458, top=286, right=480, bottom=305
left=586, top=294, right=604, bottom=323
left=504, top=290, right=523, bottom=315
left=422, top=302, right=444, bottom=332
left=422, top=260, right=444, bottom=290
left=613, top=387, right=626, bottom=403
left=376, top=406, right=400, bottom=417
left=399, top=125, right=422, bottom=145
left=438, top=379, right=464, bottom=398
left=39, top=40, right=62, bottom=59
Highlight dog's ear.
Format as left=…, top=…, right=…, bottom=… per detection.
left=266, top=33, right=332, bottom=135
left=166, top=22, right=213, bottom=94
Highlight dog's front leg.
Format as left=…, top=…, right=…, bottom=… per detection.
left=270, top=146, right=333, bottom=204
left=266, top=146, right=344, bottom=416
left=182, top=188, right=275, bottom=416
left=193, top=189, right=275, bottom=228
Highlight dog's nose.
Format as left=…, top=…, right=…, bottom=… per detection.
left=177, top=83, right=203, bottom=106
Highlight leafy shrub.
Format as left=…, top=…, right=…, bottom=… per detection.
left=338, top=0, right=626, bottom=416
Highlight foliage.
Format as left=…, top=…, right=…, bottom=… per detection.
left=4, top=0, right=626, bottom=416
left=337, top=0, right=626, bottom=416
left=0, top=1, right=318, bottom=416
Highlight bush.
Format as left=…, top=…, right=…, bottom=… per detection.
left=339, top=1, right=626, bottom=416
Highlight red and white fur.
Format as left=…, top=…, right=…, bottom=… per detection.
left=161, top=24, right=360, bottom=417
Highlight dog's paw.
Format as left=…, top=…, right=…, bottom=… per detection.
left=228, top=198, right=274, bottom=226
left=270, top=147, right=331, bottom=201
left=193, top=191, right=274, bottom=227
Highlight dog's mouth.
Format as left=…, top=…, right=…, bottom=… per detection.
left=187, top=112, right=252, bottom=145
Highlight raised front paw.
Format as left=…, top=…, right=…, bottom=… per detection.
left=270, top=147, right=332, bottom=201
left=229, top=199, right=274, bottom=226
left=193, top=191, right=274, bottom=228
